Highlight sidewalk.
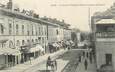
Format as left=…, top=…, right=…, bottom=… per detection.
left=56, top=59, right=69, bottom=72
left=0, top=49, right=67, bottom=72
left=75, top=56, right=97, bottom=72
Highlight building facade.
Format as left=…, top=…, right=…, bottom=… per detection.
left=91, top=3, right=115, bottom=71
left=0, top=7, right=49, bottom=68
left=0, top=0, right=72, bottom=68
left=63, top=28, right=71, bottom=41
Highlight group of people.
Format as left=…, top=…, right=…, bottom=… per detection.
left=46, top=56, right=57, bottom=71
left=78, top=50, right=94, bottom=70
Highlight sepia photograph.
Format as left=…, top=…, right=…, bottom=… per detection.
left=0, top=0, right=115, bottom=72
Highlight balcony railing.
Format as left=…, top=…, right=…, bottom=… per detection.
left=96, top=32, right=115, bottom=38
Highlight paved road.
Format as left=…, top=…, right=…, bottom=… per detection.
left=23, top=49, right=82, bottom=72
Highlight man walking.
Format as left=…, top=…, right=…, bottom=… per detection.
left=78, top=55, right=81, bottom=63
left=83, top=51, right=85, bottom=57
left=84, top=59, right=88, bottom=70
left=89, top=52, right=92, bottom=63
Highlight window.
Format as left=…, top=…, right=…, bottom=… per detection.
left=105, top=54, right=112, bottom=65
left=32, top=25, right=33, bottom=35
left=16, top=40, right=20, bottom=46
left=16, top=24, right=19, bottom=35
left=22, top=40, right=25, bottom=45
left=27, top=30, right=29, bottom=35
left=36, top=31, right=37, bottom=35
left=27, top=40, right=29, bottom=42
left=35, top=39, right=38, bottom=43
left=22, top=25, right=24, bottom=35
left=32, top=39, right=34, bottom=43
left=56, top=29, right=59, bottom=35
left=39, top=27, right=40, bottom=35
left=0, top=24, right=4, bottom=34
left=9, top=23, right=12, bottom=35
left=42, top=38, right=44, bottom=43
left=45, top=29, right=47, bottom=35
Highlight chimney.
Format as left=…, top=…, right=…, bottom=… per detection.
left=7, top=0, right=13, bottom=9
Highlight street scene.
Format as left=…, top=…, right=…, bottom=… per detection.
left=0, top=0, right=115, bottom=72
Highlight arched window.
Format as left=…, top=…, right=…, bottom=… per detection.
left=9, top=41, right=14, bottom=48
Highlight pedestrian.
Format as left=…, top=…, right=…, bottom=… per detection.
left=83, top=51, right=85, bottom=57
left=78, top=55, right=81, bottom=63
left=89, top=52, right=92, bottom=63
left=48, top=44, right=52, bottom=53
left=46, top=56, right=51, bottom=70
left=86, top=52, right=89, bottom=58
left=54, top=60, right=57, bottom=70
left=84, top=59, right=88, bottom=70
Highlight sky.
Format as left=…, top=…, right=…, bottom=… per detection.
left=1, top=0, right=115, bottom=32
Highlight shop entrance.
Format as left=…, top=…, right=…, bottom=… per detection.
left=105, top=54, right=112, bottom=65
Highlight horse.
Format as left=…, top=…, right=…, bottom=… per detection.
left=46, top=59, right=57, bottom=72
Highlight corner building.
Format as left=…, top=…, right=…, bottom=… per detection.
left=0, top=8, right=48, bottom=67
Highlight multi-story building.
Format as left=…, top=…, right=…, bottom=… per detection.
left=0, top=7, right=49, bottom=67
left=91, top=3, right=115, bottom=71
left=63, top=28, right=71, bottom=41
left=42, top=17, right=71, bottom=44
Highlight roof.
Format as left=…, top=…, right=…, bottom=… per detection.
left=0, top=8, right=63, bottom=27
left=96, top=19, right=115, bottom=24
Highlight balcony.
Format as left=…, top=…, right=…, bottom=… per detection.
left=96, top=32, right=115, bottom=38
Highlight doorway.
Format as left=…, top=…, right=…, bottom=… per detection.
left=105, top=54, right=112, bottom=65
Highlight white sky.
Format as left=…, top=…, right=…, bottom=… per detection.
left=1, top=0, right=115, bottom=31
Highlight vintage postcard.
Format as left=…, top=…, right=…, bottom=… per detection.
left=0, top=0, right=114, bottom=72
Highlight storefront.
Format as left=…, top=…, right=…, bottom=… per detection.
left=28, top=44, right=44, bottom=58
left=0, top=48, right=21, bottom=68
left=20, top=44, right=43, bottom=63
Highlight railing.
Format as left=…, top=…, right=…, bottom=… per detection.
left=96, top=32, right=115, bottom=38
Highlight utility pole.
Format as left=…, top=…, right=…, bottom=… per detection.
left=88, top=8, right=91, bottom=33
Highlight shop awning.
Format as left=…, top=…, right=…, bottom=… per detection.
left=52, top=43, right=59, bottom=47
left=96, top=19, right=115, bottom=24
left=78, top=42, right=84, bottom=47
left=29, top=46, right=40, bottom=53
left=28, top=44, right=44, bottom=53
left=36, top=44, right=44, bottom=51
left=0, top=39, right=8, bottom=43
left=0, top=49, right=5, bottom=55
left=0, top=48, right=21, bottom=56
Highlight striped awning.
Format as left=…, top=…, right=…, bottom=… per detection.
left=0, top=48, right=21, bottom=56
left=28, top=44, right=43, bottom=53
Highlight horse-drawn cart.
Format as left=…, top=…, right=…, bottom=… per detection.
left=46, top=56, right=57, bottom=72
